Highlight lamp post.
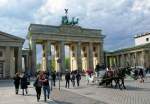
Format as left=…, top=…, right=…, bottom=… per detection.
left=48, top=55, right=52, bottom=91
left=57, top=58, right=61, bottom=90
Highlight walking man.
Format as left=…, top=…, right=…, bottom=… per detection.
left=76, top=71, right=81, bottom=87
left=71, top=72, right=76, bottom=87
left=52, top=71, right=56, bottom=87
left=65, top=71, right=70, bottom=88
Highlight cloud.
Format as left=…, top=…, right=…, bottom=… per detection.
left=0, top=0, right=150, bottom=52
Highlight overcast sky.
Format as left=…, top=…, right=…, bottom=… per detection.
left=0, top=0, right=150, bottom=51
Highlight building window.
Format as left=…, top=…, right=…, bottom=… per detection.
left=146, top=38, right=149, bottom=42
left=0, top=51, right=2, bottom=57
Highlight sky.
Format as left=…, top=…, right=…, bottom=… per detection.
left=0, top=0, right=150, bottom=51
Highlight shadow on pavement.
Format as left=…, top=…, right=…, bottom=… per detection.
left=97, top=84, right=150, bottom=92
left=125, top=85, right=150, bottom=91
left=53, top=100, right=72, bottom=104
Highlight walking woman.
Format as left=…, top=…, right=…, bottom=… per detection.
left=20, top=73, right=28, bottom=95
left=34, top=73, right=42, bottom=102
left=13, top=73, right=20, bottom=94
left=41, top=72, right=50, bottom=102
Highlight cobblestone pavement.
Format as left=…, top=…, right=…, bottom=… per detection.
left=0, top=80, right=57, bottom=104
left=0, top=80, right=104, bottom=104
left=51, top=88, right=105, bottom=104
left=0, top=77, right=150, bottom=104
left=59, top=77, right=150, bottom=104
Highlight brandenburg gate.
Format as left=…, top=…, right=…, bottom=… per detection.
left=28, top=14, right=104, bottom=74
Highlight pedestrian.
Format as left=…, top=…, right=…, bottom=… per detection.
left=20, top=73, right=28, bottom=95
left=41, top=72, right=50, bottom=102
left=134, top=69, right=138, bottom=80
left=139, top=69, right=144, bottom=83
left=76, top=71, right=81, bottom=87
left=95, top=64, right=100, bottom=77
left=13, top=73, right=20, bottom=94
left=71, top=72, right=76, bottom=87
left=52, top=71, right=56, bottom=87
left=33, top=73, right=42, bottom=102
left=65, top=71, right=70, bottom=88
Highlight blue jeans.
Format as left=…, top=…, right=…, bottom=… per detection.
left=43, top=85, right=50, bottom=101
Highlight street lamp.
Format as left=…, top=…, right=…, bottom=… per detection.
left=48, top=55, right=52, bottom=91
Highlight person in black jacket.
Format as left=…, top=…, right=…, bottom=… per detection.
left=71, top=72, right=76, bottom=87
left=76, top=71, right=81, bottom=87
left=13, top=73, right=20, bottom=94
left=65, top=71, right=70, bottom=88
left=20, top=73, right=28, bottom=95
left=52, top=71, right=56, bottom=87
left=34, top=73, right=42, bottom=102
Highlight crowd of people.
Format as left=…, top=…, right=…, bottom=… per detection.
left=13, top=65, right=149, bottom=102
left=13, top=72, right=29, bottom=95
left=13, top=70, right=82, bottom=102
left=65, top=70, right=81, bottom=88
left=13, top=71, right=50, bottom=102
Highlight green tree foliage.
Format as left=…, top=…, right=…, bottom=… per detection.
left=65, top=57, right=70, bottom=70
left=51, top=58, right=55, bottom=72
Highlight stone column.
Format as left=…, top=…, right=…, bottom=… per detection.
left=5, top=46, right=11, bottom=78
left=121, top=54, right=125, bottom=67
left=17, top=46, right=22, bottom=73
left=127, top=53, right=131, bottom=67
left=99, top=43, right=104, bottom=65
left=26, top=54, right=29, bottom=72
left=134, top=52, right=137, bottom=67
left=45, top=41, right=51, bottom=72
left=148, top=50, right=150, bottom=67
left=31, top=40, right=36, bottom=75
left=116, top=55, right=119, bottom=67
left=60, top=41, right=65, bottom=72
left=77, top=42, right=82, bottom=71
left=89, top=42, right=94, bottom=70
left=142, top=50, right=148, bottom=68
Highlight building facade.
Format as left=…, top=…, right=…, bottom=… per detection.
left=134, top=32, right=150, bottom=46
left=0, top=31, right=24, bottom=79
left=106, top=32, right=150, bottom=69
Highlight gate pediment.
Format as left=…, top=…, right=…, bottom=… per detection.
left=0, top=31, right=24, bottom=42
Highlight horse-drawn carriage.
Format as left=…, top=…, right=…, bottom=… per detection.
left=98, top=68, right=130, bottom=90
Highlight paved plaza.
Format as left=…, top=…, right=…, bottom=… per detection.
left=0, top=76, right=150, bottom=104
